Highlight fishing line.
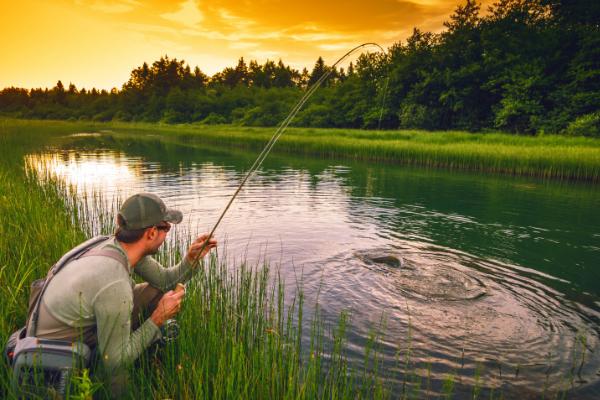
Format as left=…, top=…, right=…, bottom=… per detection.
left=191, top=42, right=389, bottom=266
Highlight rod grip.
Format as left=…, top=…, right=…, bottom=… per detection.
left=175, top=283, right=185, bottom=294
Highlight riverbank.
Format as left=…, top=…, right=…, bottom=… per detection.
left=0, top=121, right=90, bottom=396
left=126, top=123, right=600, bottom=181
left=0, top=119, right=590, bottom=398
left=8, top=118, right=600, bottom=181
left=0, top=120, right=397, bottom=398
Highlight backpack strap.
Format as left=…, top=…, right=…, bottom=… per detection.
left=27, top=235, right=117, bottom=337
left=79, top=247, right=129, bottom=274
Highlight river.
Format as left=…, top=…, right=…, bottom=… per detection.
left=26, top=131, right=600, bottom=398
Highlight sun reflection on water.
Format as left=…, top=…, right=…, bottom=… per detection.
left=25, top=151, right=141, bottom=196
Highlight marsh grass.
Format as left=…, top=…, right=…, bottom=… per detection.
left=0, top=119, right=593, bottom=398
left=0, top=119, right=394, bottom=398
left=107, top=121, right=600, bottom=182
left=5, top=118, right=600, bottom=181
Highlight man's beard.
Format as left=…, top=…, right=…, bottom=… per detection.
left=145, top=243, right=161, bottom=256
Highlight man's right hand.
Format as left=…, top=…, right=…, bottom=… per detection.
left=150, top=290, right=185, bottom=327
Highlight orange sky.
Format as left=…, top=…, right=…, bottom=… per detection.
left=1, top=0, right=492, bottom=90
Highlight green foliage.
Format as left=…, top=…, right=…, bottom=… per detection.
left=201, top=112, right=228, bottom=125
left=105, top=120, right=600, bottom=181
left=0, top=1, right=598, bottom=134
left=0, top=120, right=596, bottom=398
left=565, top=112, right=600, bottom=137
left=493, top=63, right=545, bottom=134
left=70, top=369, right=101, bottom=400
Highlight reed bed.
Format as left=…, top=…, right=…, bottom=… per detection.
left=0, top=118, right=588, bottom=399
left=0, top=119, right=395, bottom=398
left=4, top=118, right=600, bottom=181
left=109, top=122, right=600, bottom=182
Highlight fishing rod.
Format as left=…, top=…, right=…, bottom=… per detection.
left=190, top=42, right=388, bottom=268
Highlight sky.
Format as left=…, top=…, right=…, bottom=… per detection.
left=1, top=0, right=492, bottom=90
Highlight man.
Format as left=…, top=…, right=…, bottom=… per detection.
left=32, top=192, right=217, bottom=392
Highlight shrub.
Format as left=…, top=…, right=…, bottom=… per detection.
left=201, top=112, right=227, bottom=125
left=565, top=112, right=600, bottom=137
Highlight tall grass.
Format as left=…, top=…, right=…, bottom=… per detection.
left=108, top=121, right=600, bottom=182
left=0, top=121, right=92, bottom=397
left=0, top=118, right=589, bottom=398
left=0, top=119, right=393, bottom=398
left=4, top=118, right=600, bottom=181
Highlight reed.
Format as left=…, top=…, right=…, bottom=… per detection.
left=110, top=121, right=600, bottom=182
left=4, top=118, right=600, bottom=181
left=0, top=118, right=588, bottom=398
left=0, top=119, right=393, bottom=399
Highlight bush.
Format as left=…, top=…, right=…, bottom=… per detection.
left=92, top=111, right=114, bottom=122
left=294, top=104, right=333, bottom=127
left=112, top=110, right=132, bottom=122
left=398, top=103, right=440, bottom=130
left=565, top=112, right=600, bottom=137
left=161, top=109, right=185, bottom=124
left=201, top=112, right=227, bottom=125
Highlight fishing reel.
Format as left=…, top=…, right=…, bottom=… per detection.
left=159, top=319, right=180, bottom=345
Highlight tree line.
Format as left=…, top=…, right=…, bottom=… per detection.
left=1, top=0, right=598, bottom=136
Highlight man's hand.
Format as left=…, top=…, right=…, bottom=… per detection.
left=185, top=233, right=217, bottom=264
left=150, top=290, right=185, bottom=327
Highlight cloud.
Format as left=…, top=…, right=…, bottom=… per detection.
left=318, top=42, right=360, bottom=51
left=289, top=30, right=349, bottom=42
left=77, top=0, right=140, bottom=14
left=229, top=42, right=259, bottom=49
left=249, top=50, right=282, bottom=60
left=16, top=0, right=498, bottom=88
left=218, top=8, right=256, bottom=30
left=161, top=0, right=204, bottom=27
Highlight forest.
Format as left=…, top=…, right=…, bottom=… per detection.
left=1, top=0, right=598, bottom=136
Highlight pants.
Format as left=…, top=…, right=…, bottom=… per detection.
left=99, top=283, right=164, bottom=398
left=131, top=283, right=163, bottom=330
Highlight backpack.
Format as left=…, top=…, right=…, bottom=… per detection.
left=3, top=235, right=127, bottom=398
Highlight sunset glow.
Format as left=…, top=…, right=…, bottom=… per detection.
left=1, top=0, right=491, bottom=90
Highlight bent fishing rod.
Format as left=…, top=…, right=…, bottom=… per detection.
left=189, top=42, right=387, bottom=268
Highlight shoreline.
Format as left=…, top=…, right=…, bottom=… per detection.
left=6, top=118, right=599, bottom=182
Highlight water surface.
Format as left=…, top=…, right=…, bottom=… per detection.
left=26, top=132, right=600, bottom=398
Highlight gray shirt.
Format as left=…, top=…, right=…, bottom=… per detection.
left=36, top=237, right=195, bottom=369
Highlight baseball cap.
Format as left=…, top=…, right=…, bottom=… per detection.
left=117, top=193, right=183, bottom=230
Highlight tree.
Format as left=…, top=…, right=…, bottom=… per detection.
left=273, top=60, right=297, bottom=88
left=53, top=80, right=66, bottom=105
left=308, top=57, right=327, bottom=87
left=68, top=83, right=78, bottom=95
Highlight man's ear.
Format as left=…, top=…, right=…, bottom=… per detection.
left=145, top=227, right=157, bottom=241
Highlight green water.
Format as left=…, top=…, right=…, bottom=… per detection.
left=28, top=131, right=600, bottom=397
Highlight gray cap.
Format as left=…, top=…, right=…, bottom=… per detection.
left=118, top=193, right=183, bottom=230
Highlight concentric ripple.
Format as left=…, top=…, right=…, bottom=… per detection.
left=355, top=248, right=487, bottom=301
left=311, top=240, right=600, bottom=395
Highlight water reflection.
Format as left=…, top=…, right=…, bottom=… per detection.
left=26, top=151, right=140, bottom=193
left=25, top=135, right=600, bottom=398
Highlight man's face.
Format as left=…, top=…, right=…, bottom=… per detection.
left=145, top=222, right=171, bottom=255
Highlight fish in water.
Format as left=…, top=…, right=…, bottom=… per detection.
left=354, top=250, right=487, bottom=301
left=356, top=251, right=403, bottom=268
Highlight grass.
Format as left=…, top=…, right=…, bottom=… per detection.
left=0, top=119, right=395, bottom=398
left=106, top=121, right=600, bottom=182
left=0, top=118, right=592, bottom=399
left=4, top=118, right=600, bottom=182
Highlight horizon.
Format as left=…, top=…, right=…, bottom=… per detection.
left=1, top=0, right=493, bottom=90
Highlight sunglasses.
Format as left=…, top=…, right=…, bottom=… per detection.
left=156, top=224, right=171, bottom=232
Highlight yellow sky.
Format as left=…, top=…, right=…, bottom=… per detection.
left=1, top=0, right=492, bottom=90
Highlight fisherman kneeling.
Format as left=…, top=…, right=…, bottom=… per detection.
left=11, top=193, right=216, bottom=397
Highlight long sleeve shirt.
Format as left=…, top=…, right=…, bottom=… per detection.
left=36, top=237, right=195, bottom=369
